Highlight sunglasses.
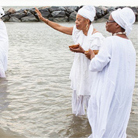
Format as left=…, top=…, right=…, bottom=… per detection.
left=107, top=20, right=115, bottom=23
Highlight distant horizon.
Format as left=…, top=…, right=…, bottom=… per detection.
left=2, top=5, right=138, bottom=7
left=1, top=0, right=138, bottom=7
left=2, top=5, right=138, bottom=11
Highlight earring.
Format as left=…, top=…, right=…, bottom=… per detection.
left=86, top=24, right=89, bottom=31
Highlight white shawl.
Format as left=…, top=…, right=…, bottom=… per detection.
left=111, top=7, right=135, bottom=37
left=70, top=24, right=105, bottom=96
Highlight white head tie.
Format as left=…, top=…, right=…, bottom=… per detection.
left=111, top=7, right=135, bottom=37
left=0, top=7, right=5, bottom=18
left=78, top=5, right=96, bottom=22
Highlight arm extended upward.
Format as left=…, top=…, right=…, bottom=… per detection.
left=35, top=8, right=73, bottom=35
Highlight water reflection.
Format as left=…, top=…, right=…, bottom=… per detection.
left=65, top=115, right=91, bottom=138
left=0, top=78, right=27, bottom=138
left=0, top=78, right=9, bottom=113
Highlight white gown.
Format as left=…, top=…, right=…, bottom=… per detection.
left=70, top=24, right=105, bottom=116
left=88, top=36, right=136, bottom=138
left=0, top=20, right=8, bottom=78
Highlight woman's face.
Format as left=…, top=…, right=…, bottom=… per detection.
left=106, top=15, right=117, bottom=33
left=75, top=14, right=88, bottom=30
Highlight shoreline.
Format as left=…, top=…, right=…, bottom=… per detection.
left=2, top=6, right=138, bottom=22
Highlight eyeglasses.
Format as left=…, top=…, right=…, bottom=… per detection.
left=107, top=20, right=115, bottom=23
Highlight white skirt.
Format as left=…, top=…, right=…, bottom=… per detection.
left=72, top=90, right=90, bottom=116
left=88, top=134, right=93, bottom=138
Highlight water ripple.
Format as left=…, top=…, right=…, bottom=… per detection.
left=0, top=22, right=137, bottom=138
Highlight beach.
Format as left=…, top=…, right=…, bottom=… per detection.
left=0, top=22, right=138, bottom=138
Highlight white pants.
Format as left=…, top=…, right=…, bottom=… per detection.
left=72, top=90, right=90, bottom=116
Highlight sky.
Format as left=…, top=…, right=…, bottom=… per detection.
left=0, top=0, right=138, bottom=6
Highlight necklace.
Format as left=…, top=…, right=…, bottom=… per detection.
left=113, top=32, right=126, bottom=36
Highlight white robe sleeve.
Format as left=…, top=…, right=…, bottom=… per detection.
left=89, top=37, right=112, bottom=72
left=89, top=33, right=105, bottom=50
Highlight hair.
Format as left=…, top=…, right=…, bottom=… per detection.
left=121, top=27, right=125, bottom=32
left=115, top=21, right=125, bottom=32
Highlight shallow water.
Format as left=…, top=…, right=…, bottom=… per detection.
left=0, top=22, right=138, bottom=138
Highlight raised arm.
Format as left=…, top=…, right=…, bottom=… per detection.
left=35, top=8, right=73, bottom=35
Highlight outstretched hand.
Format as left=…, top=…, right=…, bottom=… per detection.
left=69, top=44, right=85, bottom=54
left=35, top=8, right=43, bottom=21
left=84, top=49, right=95, bottom=60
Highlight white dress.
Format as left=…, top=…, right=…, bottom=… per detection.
left=70, top=24, right=105, bottom=116
left=0, top=20, right=8, bottom=78
left=88, top=36, right=136, bottom=138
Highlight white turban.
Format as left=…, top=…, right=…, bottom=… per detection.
left=78, top=5, right=96, bottom=22
left=111, top=7, right=135, bottom=37
left=0, top=7, right=5, bottom=18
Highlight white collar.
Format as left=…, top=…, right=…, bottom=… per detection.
left=113, top=32, right=126, bottom=36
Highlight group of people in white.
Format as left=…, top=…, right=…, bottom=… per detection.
left=0, top=5, right=136, bottom=138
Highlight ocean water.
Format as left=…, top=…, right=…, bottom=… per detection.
left=0, top=22, right=138, bottom=138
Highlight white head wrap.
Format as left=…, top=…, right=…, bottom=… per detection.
left=77, top=5, right=96, bottom=22
left=0, top=7, right=5, bottom=18
left=111, top=7, right=135, bottom=37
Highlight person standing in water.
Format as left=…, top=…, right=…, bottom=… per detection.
left=86, top=7, right=136, bottom=138
left=0, top=7, right=9, bottom=78
left=35, top=5, right=105, bottom=116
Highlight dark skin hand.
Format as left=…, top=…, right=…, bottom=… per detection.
left=84, top=49, right=95, bottom=60
left=69, top=44, right=85, bottom=54
left=69, top=45, right=95, bottom=60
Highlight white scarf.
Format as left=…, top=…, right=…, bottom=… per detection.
left=78, top=5, right=96, bottom=22
left=70, top=24, right=94, bottom=96
left=111, top=7, right=135, bottom=37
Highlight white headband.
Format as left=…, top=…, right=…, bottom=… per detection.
left=0, top=7, right=5, bottom=18
left=78, top=5, right=96, bottom=22
left=111, top=7, right=135, bottom=37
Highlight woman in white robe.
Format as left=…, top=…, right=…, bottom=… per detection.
left=86, top=7, right=136, bottom=138
left=0, top=7, right=9, bottom=78
left=35, top=6, right=105, bottom=116
left=70, top=19, right=104, bottom=116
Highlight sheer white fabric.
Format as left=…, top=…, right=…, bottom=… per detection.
left=88, top=36, right=136, bottom=138
left=0, top=20, right=8, bottom=78
left=70, top=25, right=105, bottom=116
left=72, top=90, right=90, bottom=116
